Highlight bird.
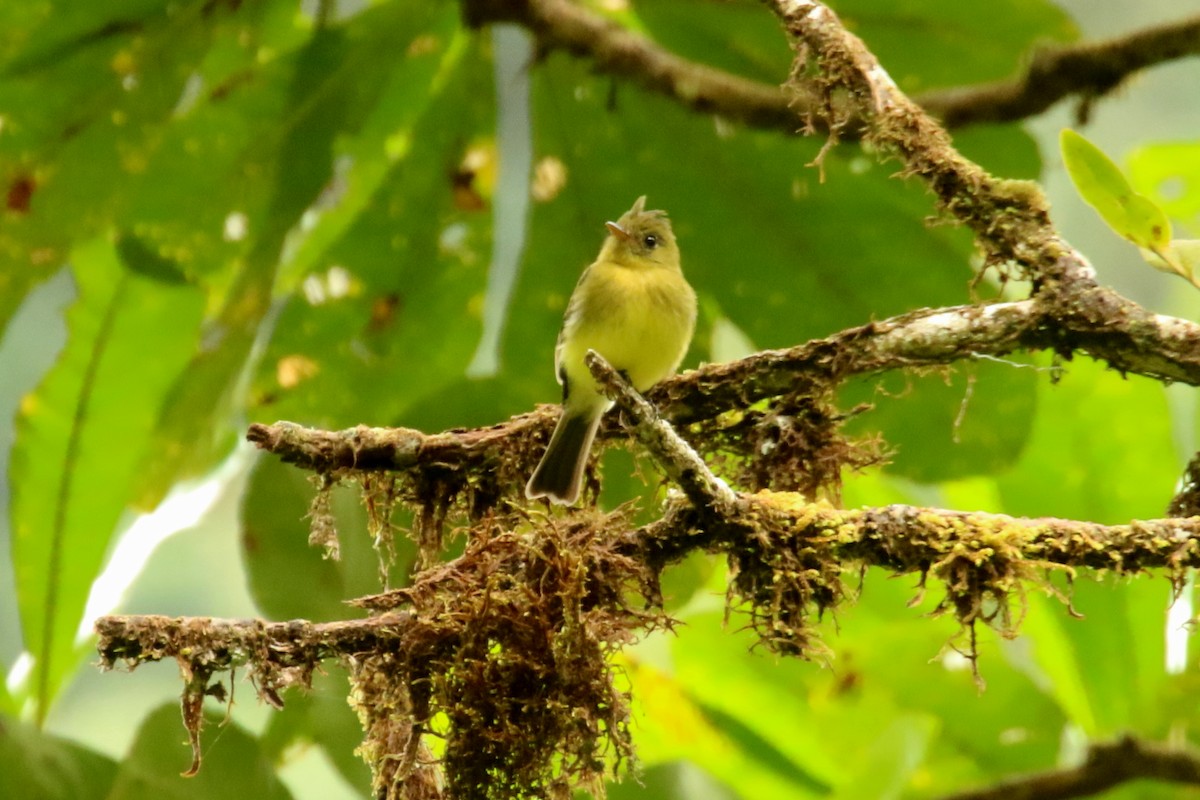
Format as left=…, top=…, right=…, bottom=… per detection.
left=526, top=196, right=697, bottom=505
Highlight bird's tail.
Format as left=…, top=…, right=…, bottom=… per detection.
left=525, top=407, right=602, bottom=505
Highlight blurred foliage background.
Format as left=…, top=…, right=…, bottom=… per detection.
left=3, top=0, right=1200, bottom=798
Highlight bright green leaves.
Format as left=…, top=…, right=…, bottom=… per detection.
left=1129, top=140, right=1200, bottom=227
left=246, top=18, right=494, bottom=432
left=241, top=457, right=402, bottom=622
left=107, top=704, right=294, bottom=800
left=1128, top=140, right=1200, bottom=287
left=0, top=1, right=221, bottom=331
left=843, top=358, right=1038, bottom=483
left=1061, top=129, right=1171, bottom=253
left=998, top=356, right=1176, bottom=524
left=1142, top=239, right=1200, bottom=286
left=0, top=716, right=118, bottom=800
left=836, top=0, right=1076, bottom=92
left=9, top=238, right=204, bottom=722
left=1061, top=129, right=1200, bottom=287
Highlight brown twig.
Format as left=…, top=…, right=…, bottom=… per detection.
left=584, top=349, right=738, bottom=515
left=941, top=734, right=1200, bottom=800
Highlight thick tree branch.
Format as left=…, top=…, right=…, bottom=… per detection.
left=96, top=497, right=1200, bottom=671
left=942, top=735, right=1200, bottom=800
left=462, top=0, right=1200, bottom=132
left=247, top=298, right=1200, bottom=475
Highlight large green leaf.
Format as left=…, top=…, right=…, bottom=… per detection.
left=1061, top=129, right=1172, bottom=252
left=997, top=356, right=1177, bottom=523
left=635, top=0, right=794, bottom=84
left=844, top=568, right=1068, bottom=787
left=105, top=703, right=293, bottom=800
left=838, top=0, right=1077, bottom=92
left=9, top=238, right=203, bottom=722
left=662, top=607, right=846, bottom=794
left=259, top=670, right=373, bottom=795
left=0, top=0, right=230, bottom=333
left=1128, top=140, right=1200, bottom=229
left=626, top=636, right=831, bottom=798
left=832, top=715, right=935, bottom=800
left=1019, top=576, right=1171, bottom=737
left=843, top=358, right=1038, bottom=483
left=241, top=455, right=402, bottom=622
left=137, top=4, right=443, bottom=504
left=0, top=713, right=118, bottom=800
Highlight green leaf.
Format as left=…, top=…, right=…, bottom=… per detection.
left=1019, top=576, right=1170, bottom=736
left=838, top=568, right=1068, bottom=789
left=136, top=7, right=420, bottom=504
left=635, top=0, right=794, bottom=84
left=607, top=761, right=739, bottom=800
left=0, top=1, right=224, bottom=332
left=259, top=670, right=373, bottom=794
left=832, top=715, right=935, bottom=800
left=838, top=0, right=1076, bottom=92
left=997, top=356, right=1177, bottom=523
left=0, top=713, right=118, bottom=800
left=1128, top=140, right=1200, bottom=227
left=105, top=703, right=294, bottom=800
left=1061, top=128, right=1172, bottom=251
left=842, top=358, right=1038, bottom=483
left=9, top=237, right=204, bottom=721
left=664, top=609, right=846, bottom=793
left=625, top=642, right=830, bottom=798
left=248, top=38, right=495, bottom=430
left=241, top=456, right=403, bottom=621
left=1141, top=240, right=1200, bottom=287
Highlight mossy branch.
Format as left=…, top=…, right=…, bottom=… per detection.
left=248, top=298, right=1200, bottom=481
left=462, top=0, right=1200, bottom=133
left=97, top=493, right=1200, bottom=674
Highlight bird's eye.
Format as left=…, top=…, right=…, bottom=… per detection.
left=643, top=234, right=658, bottom=249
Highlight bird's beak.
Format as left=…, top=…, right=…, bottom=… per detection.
left=605, top=221, right=630, bottom=241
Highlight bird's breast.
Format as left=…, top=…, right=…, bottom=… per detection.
left=564, top=262, right=697, bottom=392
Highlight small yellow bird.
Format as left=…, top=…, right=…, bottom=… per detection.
left=526, top=196, right=697, bottom=505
